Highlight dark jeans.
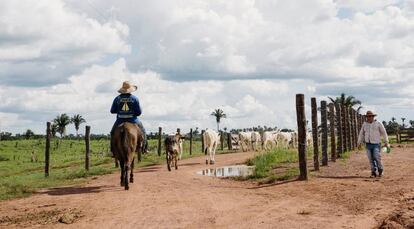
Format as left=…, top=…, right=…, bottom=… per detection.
left=110, top=121, right=147, bottom=152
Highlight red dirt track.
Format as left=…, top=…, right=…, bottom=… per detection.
left=1, top=147, right=413, bottom=229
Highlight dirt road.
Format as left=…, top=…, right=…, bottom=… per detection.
left=1, top=147, right=413, bottom=229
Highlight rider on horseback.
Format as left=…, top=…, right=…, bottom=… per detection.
left=110, top=81, right=148, bottom=154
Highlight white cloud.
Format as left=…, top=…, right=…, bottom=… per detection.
left=0, top=0, right=130, bottom=85
left=1, top=0, right=414, bottom=134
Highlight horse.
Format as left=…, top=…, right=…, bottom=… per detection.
left=112, top=122, right=144, bottom=190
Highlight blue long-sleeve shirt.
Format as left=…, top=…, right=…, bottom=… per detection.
left=111, top=93, right=142, bottom=125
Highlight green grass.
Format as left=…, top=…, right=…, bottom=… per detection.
left=0, top=138, right=210, bottom=201
left=246, top=145, right=355, bottom=184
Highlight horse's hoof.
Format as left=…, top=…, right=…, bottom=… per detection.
left=210, top=160, right=215, bottom=165
left=130, top=178, right=134, bottom=183
left=206, top=160, right=209, bottom=165
left=125, top=186, right=129, bottom=190
left=120, top=182, right=125, bottom=187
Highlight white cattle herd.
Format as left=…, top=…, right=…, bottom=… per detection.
left=164, top=128, right=313, bottom=170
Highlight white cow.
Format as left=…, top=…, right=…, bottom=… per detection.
left=251, top=131, right=261, bottom=151
left=277, top=132, right=293, bottom=149
left=290, top=131, right=298, bottom=149
left=203, top=129, right=220, bottom=165
left=262, top=131, right=279, bottom=150
left=238, top=132, right=252, bottom=152
left=306, top=132, right=313, bottom=146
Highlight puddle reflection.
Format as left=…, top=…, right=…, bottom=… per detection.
left=197, top=165, right=254, bottom=177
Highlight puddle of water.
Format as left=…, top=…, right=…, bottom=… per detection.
left=197, top=165, right=255, bottom=177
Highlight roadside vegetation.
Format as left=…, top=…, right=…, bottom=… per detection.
left=246, top=147, right=353, bottom=184
left=0, top=138, right=206, bottom=201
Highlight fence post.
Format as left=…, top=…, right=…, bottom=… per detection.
left=189, top=128, right=193, bottom=155
left=352, top=109, right=358, bottom=149
left=311, top=97, right=320, bottom=171
left=349, top=108, right=353, bottom=150
left=329, top=103, right=336, bottom=161
left=85, top=125, right=90, bottom=171
left=347, top=107, right=352, bottom=151
left=321, top=101, right=328, bottom=166
left=45, top=122, right=51, bottom=177
left=220, top=131, right=224, bottom=151
left=201, top=130, right=205, bottom=154
left=157, top=127, right=162, bottom=156
left=335, top=104, right=343, bottom=158
left=227, top=133, right=232, bottom=150
left=341, top=105, right=347, bottom=152
left=296, top=94, right=308, bottom=180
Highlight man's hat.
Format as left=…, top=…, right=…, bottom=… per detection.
left=118, top=81, right=137, bottom=94
left=365, top=110, right=377, bottom=116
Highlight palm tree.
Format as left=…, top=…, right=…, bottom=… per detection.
left=401, top=117, right=406, bottom=128
left=51, top=123, right=58, bottom=138
left=53, top=113, right=72, bottom=138
left=71, top=114, right=86, bottom=137
left=328, top=93, right=362, bottom=109
left=210, top=109, right=226, bottom=131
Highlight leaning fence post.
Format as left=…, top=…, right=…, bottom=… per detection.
left=45, top=122, right=51, bottom=177
left=85, top=125, right=90, bottom=171
left=321, top=101, right=328, bottom=166
left=189, top=128, right=193, bottom=155
left=157, top=127, right=162, bottom=156
left=329, top=103, right=336, bottom=161
left=296, top=94, right=308, bottom=180
left=311, top=97, right=320, bottom=171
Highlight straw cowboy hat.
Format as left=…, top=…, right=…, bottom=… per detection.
left=118, top=81, right=137, bottom=94
left=365, top=110, right=377, bottom=116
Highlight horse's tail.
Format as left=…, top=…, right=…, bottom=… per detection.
left=120, top=125, right=130, bottom=155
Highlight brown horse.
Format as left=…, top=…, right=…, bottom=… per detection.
left=112, top=122, right=144, bottom=190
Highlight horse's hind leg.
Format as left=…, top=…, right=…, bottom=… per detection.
left=130, top=158, right=134, bottom=183
left=124, top=165, right=129, bottom=190
left=119, top=160, right=125, bottom=187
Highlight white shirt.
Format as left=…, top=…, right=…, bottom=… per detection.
left=358, top=121, right=389, bottom=145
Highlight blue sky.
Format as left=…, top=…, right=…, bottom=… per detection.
left=0, top=0, right=414, bottom=135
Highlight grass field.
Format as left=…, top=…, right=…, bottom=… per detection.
left=0, top=138, right=208, bottom=201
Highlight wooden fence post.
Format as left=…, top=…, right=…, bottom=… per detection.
left=335, top=104, right=343, bottom=158
left=220, top=131, right=224, bottom=151
left=201, top=130, right=205, bottom=154
left=352, top=109, right=357, bottom=149
left=311, top=97, right=319, bottom=171
left=45, top=122, right=51, bottom=177
left=85, top=125, right=90, bottom=171
left=189, top=128, right=193, bottom=155
left=296, top=94, right=308, bottom=180
left=227, top=133, right=232, bottom=150
left=347, top=107, right=352, bottom=151
left=329, top=103, right=336, bottom=161
left=341, top=105, right=348, bottom=152
left=321, top=101, right=328, bottom=166
left=349, top=108, right=354, bottom=150
left=157, top=127, right=162, bottom=156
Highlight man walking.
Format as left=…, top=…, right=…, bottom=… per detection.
left=357, top=111, right=389, bottom=177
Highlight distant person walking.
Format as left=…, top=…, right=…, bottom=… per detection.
left=357, top=111, right=389, bottom=177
